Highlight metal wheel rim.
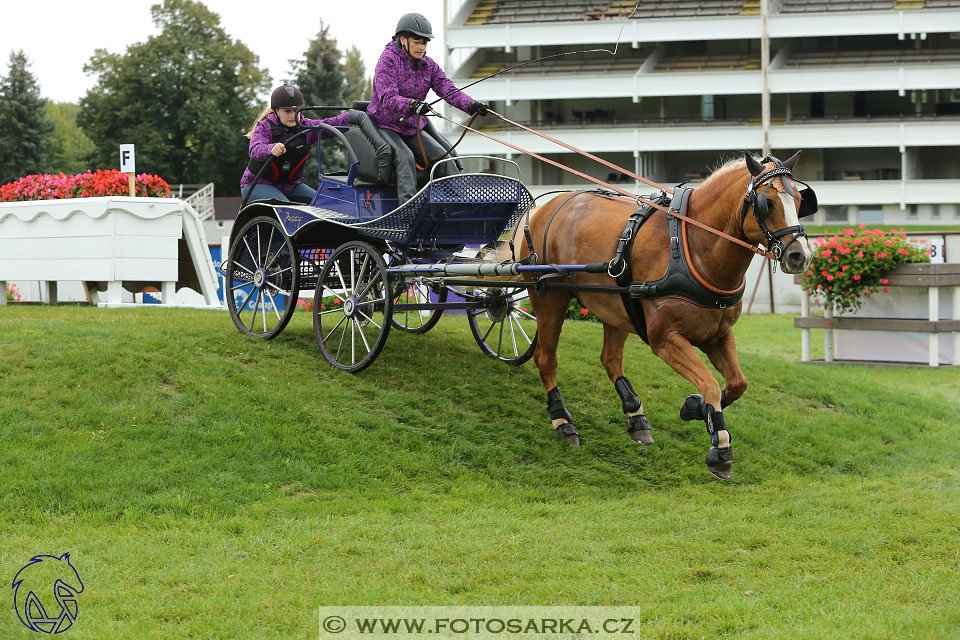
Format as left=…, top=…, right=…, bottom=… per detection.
left=467, top=287, right=537, bottom=365
left=226, top=217, right=298, bottom=339
left=391, top=280, right=447, bottom=333
left=314, top=242, right=392, bottom=372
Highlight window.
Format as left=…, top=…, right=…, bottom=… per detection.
left=932, top=204, right=941, bottom=219
left=824, top=206, right=848, bottom=223
left=858, top=208, right=883, bottom=225
left=908, top=204, right=918, bottom=220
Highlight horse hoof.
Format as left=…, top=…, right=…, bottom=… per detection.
left=680, top=394, right=705, bottom=421
left=627, top=414, right=654, bottom=445
left=705, top=446, right=734, bottom=480
left=555, top=423, right=580, bottom=447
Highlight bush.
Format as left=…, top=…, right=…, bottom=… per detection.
left=799, top=226, right=931, bottom=314
left=0, top=169, right=171, bottom=202
left=566, top=297, right=600, bottom=322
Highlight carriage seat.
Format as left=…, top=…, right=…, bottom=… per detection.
left=347, top=105, right=395, bottom=185
left=346, top=101, right=464, bottom=188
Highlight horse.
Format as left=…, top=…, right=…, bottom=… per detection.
left=513, top=151, right=815, bottom=479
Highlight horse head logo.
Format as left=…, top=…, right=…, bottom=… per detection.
left=12, top=553, right=84, bottom=634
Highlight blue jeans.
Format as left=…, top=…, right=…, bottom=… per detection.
left=241, top=182, right=316, bottom=204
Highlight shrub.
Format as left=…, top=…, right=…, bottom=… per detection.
left=0, top=170, right=171, bottom=202
left=799, top=226, right=931, bottom=314
left=5, top=283, right=21, bottom=302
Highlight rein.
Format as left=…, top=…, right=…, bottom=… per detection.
left=437, top=112, right=779, bottom=261
left=413, top=113, right=479, bottom=171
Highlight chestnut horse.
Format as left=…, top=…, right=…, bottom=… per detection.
left=514, top=152, right=815, bottom=478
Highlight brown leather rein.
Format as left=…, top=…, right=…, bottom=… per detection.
left=436, top=109, right=779, bottom=261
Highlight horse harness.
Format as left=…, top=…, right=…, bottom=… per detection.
left=519, top=157, right=816, bottom=344
left=607, top=187, right=746, bottom=343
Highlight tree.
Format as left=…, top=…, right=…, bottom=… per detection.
left=45, top=102, right=95, bottom=175
left=78, top=0, right=269, bottom=194
left=289, top=21, right=346, bottom=107
left=0, top=51, right=54, bottom=185
left=343, top=46, right=371, bottom=105
left=288, top=24, right=369, bottom=176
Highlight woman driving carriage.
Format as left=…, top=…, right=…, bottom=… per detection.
left=240, top=84, right=349, bottom=203
left=367, top=13, right=489, bottom=205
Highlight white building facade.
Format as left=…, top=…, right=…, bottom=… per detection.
left=443, top=0, right=960, bottom=227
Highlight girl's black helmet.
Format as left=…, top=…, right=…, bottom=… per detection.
left=270, top=84, right=304, bottom=109
left=395, top=13, right=434, bottom=40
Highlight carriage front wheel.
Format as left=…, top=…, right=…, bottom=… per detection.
left=467, top=287, right=537, bottom=365
left=313, top=241, right=393, bottom=372
left=226, top=215, right=299, bottom=339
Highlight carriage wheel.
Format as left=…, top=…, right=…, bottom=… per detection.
left=313, top=241, right=392, bottom=372
left=391, top=279, right=447, bottom=334
left=226, top=215, right=299, bottom=339
left=467, top=287, right=537, bottom=365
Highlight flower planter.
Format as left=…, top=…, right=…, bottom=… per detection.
left=795, top=263, right=960, bottom=367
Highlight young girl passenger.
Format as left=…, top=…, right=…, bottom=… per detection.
left=240, top=84, right=349, bottom=203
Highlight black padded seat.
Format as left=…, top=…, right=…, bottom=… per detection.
left=347, top=107, right=395, bottom=185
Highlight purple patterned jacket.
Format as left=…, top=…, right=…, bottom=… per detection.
left=368, top=39, right=475, bottom=136
left=240, top=111, right=350, bottom=192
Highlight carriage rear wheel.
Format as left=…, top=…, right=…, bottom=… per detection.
left=391, top=279, right=447, bottom=334
left=313, top=241, right=392, bottom=372
left=467, top=287, right=537, bottom=365
left=226, top=215, right=299, bottom=339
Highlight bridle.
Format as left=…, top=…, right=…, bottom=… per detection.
left=740, top=157, right=811, bottom=262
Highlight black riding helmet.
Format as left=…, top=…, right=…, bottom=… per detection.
left=395, top=13, right=434, bottom=40
left=270, top=84, right=304, bottom=110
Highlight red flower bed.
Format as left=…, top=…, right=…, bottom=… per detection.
left=0, top=170, right=171, bottom=202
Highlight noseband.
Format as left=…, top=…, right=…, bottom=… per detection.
left=740, top=159, right=808, bottom=262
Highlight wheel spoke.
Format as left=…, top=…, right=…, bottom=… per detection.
left=353, top=305, right=384, bottom=330
left=262, top=291, right=268, bottom=333
left=235, top=285, right=255, bottom=313
left=335, top=260, right=351, bottom=296
left=243, top=236, right=259, bottom=269
left=263, top=288, right=282, bottom=323
left=511, top=313, right=533, bottom=345
left=508, top=312, right=519, bottom=358
left=263, top=225, right=276, bottom=270
left=497, top=316, right=504, bottom=356
left=248, top=289, right=261, bottom=331
left=354, top=318, right=373, bottom=354
left=481, top=318, right=497, bottom=343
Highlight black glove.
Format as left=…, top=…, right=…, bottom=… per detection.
left=408, top=99, right=432, bottom=116
left=470, top=101, right=489, bottom=116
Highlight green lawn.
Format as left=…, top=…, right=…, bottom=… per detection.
left=1, top=307, right=958, bottom=639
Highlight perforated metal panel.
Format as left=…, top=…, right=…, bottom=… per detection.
left=351, top=174, right=535, bottom=245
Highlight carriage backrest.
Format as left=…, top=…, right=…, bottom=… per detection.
left=346, top=105, right=394, bottom=185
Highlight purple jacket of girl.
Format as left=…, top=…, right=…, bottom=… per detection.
left=240, top=111, right=350, bottom=193
left=368, top=39, right=475, bottom=137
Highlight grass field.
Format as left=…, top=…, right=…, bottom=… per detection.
left=1, top=307, right=958, bottom=639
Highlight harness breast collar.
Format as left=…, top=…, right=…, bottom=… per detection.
left=607, top=187, right=745, bottom=343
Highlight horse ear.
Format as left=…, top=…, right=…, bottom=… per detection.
left=744, top=152, right=763, bottom=176
left=783, top=150, right=802, bottom=170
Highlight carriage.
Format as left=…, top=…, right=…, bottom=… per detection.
left=224, top=102, right=549, bottom=372
left=225, top=101, right=818, bottom=478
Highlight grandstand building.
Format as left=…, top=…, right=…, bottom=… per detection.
left=443, top=0, right=960, bottom=226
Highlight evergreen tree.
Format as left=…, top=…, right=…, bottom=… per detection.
left=0, top=50, right=54, bottom=184
left=288, top=24, right=369, bottom=176
left=343, top=46, right=370, bottom=105
left=290, top=21, right=346, bottom=107
left=78, top=0, right=269, bottom=194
